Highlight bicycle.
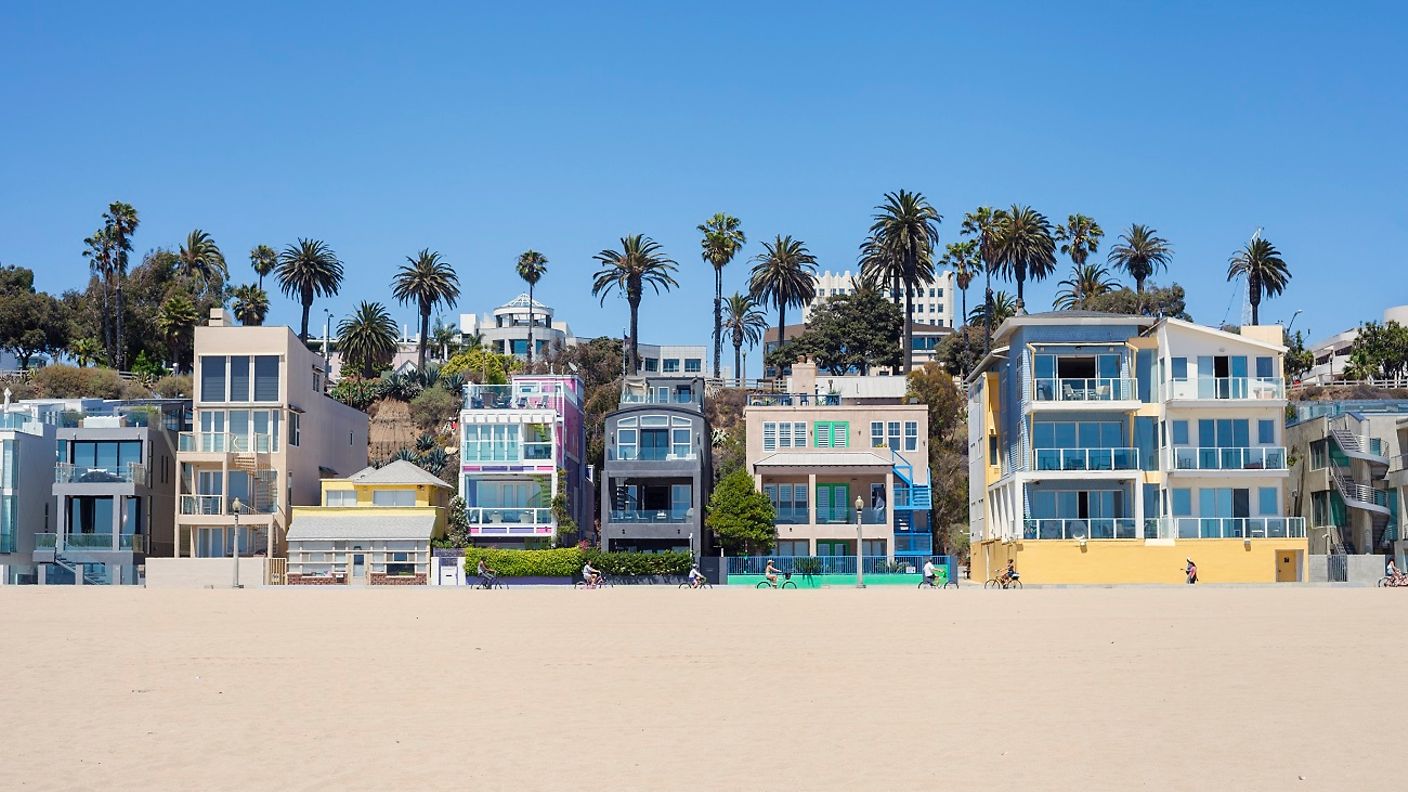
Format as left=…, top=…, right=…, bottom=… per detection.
left=1378, top=575, right=1408, bottom=588
left=756, top=571, right=798, bottom=589
left=679, top=579, right=713, bottom=589
left=575, top=574, right=613, bottom=589
left=918, top=575, right=958, bottom=589
left=474, top=577, right=508, bottom=590
left=984, top=574, right=1022, bottom=589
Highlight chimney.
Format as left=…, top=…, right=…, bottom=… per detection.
left=208, top=307, right=233, bottom=327
left=790, top=358, right=818, bottom=395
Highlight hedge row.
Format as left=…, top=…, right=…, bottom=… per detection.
left=462, top=548, right=693, bottom=577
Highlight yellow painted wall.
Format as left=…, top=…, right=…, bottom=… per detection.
left=971, top=538, right=1307, bottom=584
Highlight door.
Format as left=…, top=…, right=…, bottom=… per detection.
left=1275, top=550, right=1301, bottom=583
left=350, top=549, right=367, bottom=584
left=816, top=483, right=850, bottom=523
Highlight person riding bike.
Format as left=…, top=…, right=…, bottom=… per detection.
left=1000, top=559, right=1019, bottom=586
left=582, top=561, right=603, bottom=588
left=476, top=558, right=498, bottom=589
left=922, top=558, right=939, bottom=587
left=687, top=563, right=706, bottom=589
left=764, top=559, right=781, bottom=588
left=1388, top=557, right=1404, bottom=586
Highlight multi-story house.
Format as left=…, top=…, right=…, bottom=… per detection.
left=172, top=309, right=368, bottom=582
left=0, top=408, right=55, bottom=584
left=458, top=375, right=592, bottom=548
left=800, top=270, right=957, bottom=328
left=968, top=311, right=1305, bottom=584
left=459, top=293, right=577, bottom=360
left=743, top=362, right=931, bottom=565
left=1390, top=419, right=1408, bottom=569
left=599, top=376, right=711, bottom=555
left=636, top=344, right=707, bottom=377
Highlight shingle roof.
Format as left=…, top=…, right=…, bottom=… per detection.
left=346, top=460, right=453, bottom=489
left=286, top=511, right=438, bottom=542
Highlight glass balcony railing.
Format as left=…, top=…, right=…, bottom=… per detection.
left=608, top=508, right=693, bottom=523
left=1165, top=377, right=1285, bottom=401
left=815, top=508, right=888, bottom=525
left=466, top=506, right=552, bottom=525
left=1033, top=448, right=1139, bottom=471
left=1170, top=447, right=1288, bottom=471
left=178, top=433, right=274, bottom=453
left=464, top=385, right=565, bottom=412
left=178, top=494, right=278, bottom=515
left=461, top=442, right=553, bottom=463
left=746, top=393, right=842, bottom=407
left=1154, top=516, right=1306, bottom=539
left=55, top=462, right=148, bottom=485
left=620, top=391, right=699, bottom=406
left=773, top=506, right=811, bottom=525
left=1023, top=518, right=1138, bottom=540
left=34, top=533, right=57, bottom=549
left=33, top=533, right=146, bottom=552
left=608, top=448, right=698, bottom=462
left=1031, top=378, right=1137, bottom=403
left=180, top=495, right=224, bottom=515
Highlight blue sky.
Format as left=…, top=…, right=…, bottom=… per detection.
left=2, top=2, right=1404, bottom=371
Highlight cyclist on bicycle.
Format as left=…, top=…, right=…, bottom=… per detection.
left=1388, top=557, right=1404, bottom=586
left=764, top=559, right=781, bottom=588
left=687, top=563, right=706, bottom=589
left=582, top=560, right=602, bottom=588
left=476, top=558, right=497, bottom=589
left=922, top=558, right=938, bottom=587
left=1000, top=559, right=1019, bottom=585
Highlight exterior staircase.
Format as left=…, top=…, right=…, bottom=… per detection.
left=891, top=451, right=932, bottom=510
left=51, top=553, right=108, bottom=585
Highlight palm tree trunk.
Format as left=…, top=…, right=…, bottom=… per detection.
left=299, top=291, right=312, bottom=343
left=983, top=265, right=994, bottom=354
left=628, top=295, right=641, bottom=375
left=526, top=282, right=535, bottom=370
left=1015, top=269, right=1026, bottom=313
left=960, top=285, right=968, bottom=327
left=778, top=302, right=787, bottom=352
left=903, top=286, right=914, bottom=374
left=891, top=274, right=900, bottom=307
left=713, top=270, right=722, bottom=381
left=1249, top=273, right=1261, bottom=325
left=1136, top=275, right=1145, bottom=294
left=734, top=335, right=743, bottom=388
left=115, top=280, right=125, bottom=369
left=419, top=307, right=430, bottom=371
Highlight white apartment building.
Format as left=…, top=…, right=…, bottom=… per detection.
left=460, top=294, right=576, bottom=360
left=800, top=270, right=957, bottom=328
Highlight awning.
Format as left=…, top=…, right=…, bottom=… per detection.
left=286, top=511, right=437, bottom=542
left=753, top=451, right=893, bottom=469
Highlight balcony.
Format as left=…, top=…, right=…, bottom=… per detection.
left=773, top=506, right=811, bottom=525
left=1169, top=447, right=1288, bottom=472
left=1153, top=516, right=1306, bottom=539
left=747, top=393, right=842, bottom=407
left=1032, top=448, right=1140, bottom=472
left=179, top=494, right=279, bottom=516
left=55, top=462, right=147, bottom=485
left=466, top=506, right=552, bottom=525
left=608, top=448, right=697, bottom=462
left=620, top=391, right=698, bottom=407
left=1031, top=378, right=1137, bottom=403
left=178, top=432, right=274, bottom=453
left=608, top=508, right=693, bottom=524
left=464, top=385, right=564, bottom=413
left=461, top=442, right=553, bottom=464
left=1023, top=518, right=1139, bottom=540
left=816, top=508, right=887, bottom=525
left=1165, top=377, right=1285, bottom=401
left=34, top=533, right=145, bottom=552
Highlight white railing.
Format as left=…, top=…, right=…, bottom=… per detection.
left=1022, top=518, right=1139, bottom=540
left=1169, top=447, right=1288, bottom=471
left=1031, top=378, right=1137, bottom=403
left=465, top=507, right=552, bottom=525
left=180, top=495, right=225, bottom=515
left=1031, top=447, right=1140, bottom=472
left=1165, top=377, right=1284, bottom=401
left=1153, top=516, right=1306, bottom=539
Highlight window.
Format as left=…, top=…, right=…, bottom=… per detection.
left=1171, top=421, right=1189, bottom=445
left=670, top=427, right=691, bottom=458
left=200, top=356, right=227, bottom=402
left=1171, top=488, right=1192, bottom=516
left=904, top=421, right=919, bottom=451
left=254, top=356, right=280, bottom=402
left=1171, top=357, right=1188, bottom=381
left=288, top=413, right=301, bottom=447
left=684, top=358, right=702, bottom=373
left=1255, top=356, right=1274, bottom=379
left=767, top=421, right=806, bottom=450
left=662, top=358, right=680, bottom=373
left=386, top=550, right=416, bottom=576
left=372, top=490, right=416, bottom=507
left=1257, top=420, right=1275, bottom=445
left=870, top=421, right=884, bottom=449
left=814, top=421, right=849, bottom=448
left=1197, top=419, right=1250, bottom=448
left=229, top=356, right=250, bottom=401
left=325, top=490, right=357, bottom=507
left=617, top=426, right=639, bottom=459
left=1258, top=487, right=1278, bottom=516
left=1309, top=439, right=1327, bottom=469
left=0, top=493, right=14, bottom=553
left=643, top=358, right=658, bottom=373
left=815, top=483, right=851, bottom=522
left=464, top=424, right=522, bottom=462
left=763, top=423, right=777, bottom=452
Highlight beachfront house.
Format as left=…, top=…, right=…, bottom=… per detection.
left=0, top=408, right=55, bottom=584
left=285, top=460, right=452, bottom=585
left=599, top=376, right=711, bottom=556
left=458, top=375, right=593, bottom=548
left=967, top=312, right=1305, bottom=584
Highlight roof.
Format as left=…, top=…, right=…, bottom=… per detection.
left=753, top=451, right=893, bottom=468
left=498, top=293, right=550, bottom=311
left=286, top=511, right=438, bottom=542
left=346, top=460, right=453, bottom=489
left=1153, top=317, right=1286, bottom=353
left=992, top=310, right=1156, bottom=344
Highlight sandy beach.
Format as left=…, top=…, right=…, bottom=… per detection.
left=1, top=585, right=1399, bottom=792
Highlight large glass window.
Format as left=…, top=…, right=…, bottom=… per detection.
left=662, top=358, right=680, bottom=373
left=1258, top=420, right=1275, bottom=444
left=253, top=356, right=280, bottom=402
left=684, top=358, right=702, bottom=373
left=200, top=356, right=227, bottom=403
left=229, top=356, right=250, bottom=401
left=68, top=495, right=115, bottom=534
left=670, top=426, right=691, bottom=458
left=904, top=421, right=919, bottom=451
left=1171, top=357, right=1188, bottom=380
left=1310, top=439, right=1328, bottom=469
left=1258, top=487, right=1278, bottom=516
left=372, top=490, right=416, bottom=507
left=325, top=489, right=357, bottom=506
left=0, top=494, right=15, bottom=553
left=1255, top=356, right=1275, bottom=379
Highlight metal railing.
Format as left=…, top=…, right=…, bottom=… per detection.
left=1334, top=475, right=1390, bottom=507
left=1032, top=447, right=1140, bottom=472
left=607, top=508, right=693, bottom=524
left=619, top=391, right=699, bottom=406
left=1022, top=518, right=1139, bottom=540
left=180, top=495, right=225, bottom=515
left=815, top=508, right=888, bottom=525
left=465, top=506, right=552, bottom=525
left=463, top=384, right=565, bottom=412
left=726, top=556, right=901, bottom=575
left=1165, top=377, right=1285, bottom=401
left=746, top=393, right=842, bottom=407
left=608, top=448, right=697, bottom=462
left=55, top=462, right=148, bottom=485
left=1153, top=516, right=1306, bottom=539
left=1390, top=453, right=1408, bottom=473
left=1031, top=377, right=1137, bottom=403
left=178, top=432, right=274, bottom=453
left=1169, top=446, right=1288, bottom=471
left=33, top=533, right=146, bottom=552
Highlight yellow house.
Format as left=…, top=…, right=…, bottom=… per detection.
left=285, top=460, right=453, bottom=585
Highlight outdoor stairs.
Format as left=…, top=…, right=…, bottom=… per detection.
left=1330, top=425, right=1389, bottom=467
left=52, top=553, right=108, bottom=585
left=1331, top=472, right=1391, bottom=538
left=890, top=450, right=931, bottom=510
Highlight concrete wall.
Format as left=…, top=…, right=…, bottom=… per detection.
left=145, top=557, right=268, bottom=588
left=1305, top=553, right=1386, bottom=583
left=972, top=538, right=1307, bottom=584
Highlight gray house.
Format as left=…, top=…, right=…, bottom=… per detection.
left=599, top=377, right=712, bottom=556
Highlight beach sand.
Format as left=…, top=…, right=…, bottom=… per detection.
left=1, top=585, right=1398, bottom=791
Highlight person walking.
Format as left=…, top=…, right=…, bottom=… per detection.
left=1185, top=557, right=1198, bottom=585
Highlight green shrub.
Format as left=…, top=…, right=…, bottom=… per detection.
left=584, top=549, right=693, bottom=576
left=462, top=548, right=693, bottom=577
left=30, top=365, right=126, bottom=399
left=152, top=374, right=192, bottom=398
left=409, top=386, right=459, bottom=431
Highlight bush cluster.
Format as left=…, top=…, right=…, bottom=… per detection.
left=462, top=548, right=693, bottom=577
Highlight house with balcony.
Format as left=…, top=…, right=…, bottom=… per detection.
left=599, top=376, right=711, bottom=555
left=744, top=362, right=931, bottom=566
left=167, top=309, right=369, bottom=585
left=0, top=409, right=56, bottom=584
left=968, top=311, right=1304, bottom=584
left=285, top=460, right=452, bottom=584
left=458, top=375, right=592, bottom=548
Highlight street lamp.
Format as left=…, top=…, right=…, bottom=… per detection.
left=854, top=494, right=865, bottom=588
left=231, top=497, right=244, bottom=589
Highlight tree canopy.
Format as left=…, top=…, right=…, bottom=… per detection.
left=705, top=468, right=777, bottom=555
left=1345, top=321, right=1408, bottom=381
left=765, top=286, right=902, bottom=375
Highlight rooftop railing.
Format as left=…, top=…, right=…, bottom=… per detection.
left=464, top=384, right=565, bottom=412
left=746, top=393, right=842, bottom=407
left=1032, top=448, right=1140, bottom=472
left=1031, top=378, right=1137, bottom=403
left=620, top=391, right=699, bottom=406
left=1169, top=447, right=1288, bottom=472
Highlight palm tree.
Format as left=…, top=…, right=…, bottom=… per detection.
left=156, top=292, right=199, bottom=373
left=721, top=292, right=768, bottom=386
left=1054, top=214, right=1104, bottom=267
left=514, top=250, right=548, bottom=369
left=71, top=336, right=104, bottom=368
left=1053, top=264, right=1118, bottom=310
left=748, top=235, right=818, bottom=362
left=102, top=202, right=139, bottom=369
left=968, top=291, right=1018, bottom=330
left=177, top=229, right=228, bottom=287
left=1107, top=224, right=1172, bottom=294
left=590, top=235, right=679, bottom=375
left=249, top=244, right=278, bottom=289
left=276, top=239, right=345, bottom=343
left=392, top=249, right=460, bottom=371
left=82, top=226, right=115, bottom=360
left=231, top=284, right=270, bottom=326
left=338, top=301, right=399, bottom=378
left=962, top=207, right=1003, bottom=352
left=430, top=318, right=460, bottom=361
left=1226, top=236, right=1290, bottom=325
left=990, top=204, right=1057, bottom=312
left=940, top=239, right=980, bottom=328
left=859, top=190, right=942, bottom=374
left=698, top=213, right=747, bottom=381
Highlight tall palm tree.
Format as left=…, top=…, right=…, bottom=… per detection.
left=249, top=244, right=278, bottom=290
left=156, top=292, right=199, bottom=373
left=940, top=239, right=980, bottom=328
left=177, top=229, right=227, bottom=287
left=968, top=291, right=1018, bottom=330
left=231, top=284, right=270, bottom=326
left=859, top=190, right=941, bottom=374
left=276, top=238, right=345, bottom=343
left=990, top=204, right=1057, bottom=312
left=1226, top=236, right=1290, bottom=325
left=103, top=202, right=139, bottom=369
left=590, top=235, right=679, bottom=375
left=392, top=249, right=461, bottom=371
left=82, top=226, right=115, bottom=360
left=514, top=250, right=548, bottom=369
left=748, top=235, right=818, bottom=360
left=338, top=301, right=400, bottom=378
left=721, top=292, right=768, bottom=386
left=1054, top=213, right=1104, bottom=268
left=962, top=207, right=1003, bottom=352
left=698, top=213, right=747, bottom=382
left=1053, top=264, right=1118, bottom=310
left=1107, top=224, right=1172, bottom=294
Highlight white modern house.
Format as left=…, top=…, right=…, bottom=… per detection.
left=460, top=294, right=576, bottom=360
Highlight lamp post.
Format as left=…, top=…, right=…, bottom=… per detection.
left=854, top=494, right=865, bottom=588
left=231, top=497, right=244, bottom=589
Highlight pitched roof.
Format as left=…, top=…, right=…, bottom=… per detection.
left=753, top=451, right=893, bottom=468
left=347, top=459, right=453, bottom=489
left=286, top=511, right=438, bottom=542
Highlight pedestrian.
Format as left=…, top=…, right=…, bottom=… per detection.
left=1185, top=557, right=1198, bottom=585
